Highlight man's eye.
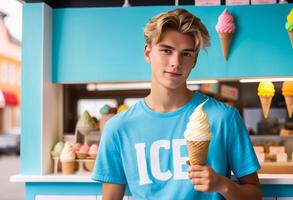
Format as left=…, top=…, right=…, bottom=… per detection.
left=161, top=49, right=172, bottom=54
left=183, top=52, right=192, bottom=57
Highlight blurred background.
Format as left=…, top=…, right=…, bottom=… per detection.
left=0, top=0, right=24, bottom=199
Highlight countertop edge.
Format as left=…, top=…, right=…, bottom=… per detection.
left=10, top=174, right=293, bottom=184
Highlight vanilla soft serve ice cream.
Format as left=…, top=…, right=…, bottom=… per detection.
left=60, top=142, right=76, bottom=162
left=184, top=100, right=211, bottom=142
left=184, top=100, right=211, bottom=165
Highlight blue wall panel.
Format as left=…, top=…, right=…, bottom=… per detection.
left=21, top=3, right=44, bottom=174
left=52, top=4, right=293, bottom=83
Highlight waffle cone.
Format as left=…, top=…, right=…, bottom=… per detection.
left=61, top=161, right=75, bottom=174
left=187, top=140, right=210, bottom=165
left=259, top=96, right=272, bottom=119
left=288, top=31, right=293, bottom=47
left=88, top=154, right=97, bottom=160
left=84, top=161, right=95, bottom=172
left=218, top=32, right=233, bottom=60
left=284, top=96, right=293, bottom=118
left=76, top=152, right=88, bottom=159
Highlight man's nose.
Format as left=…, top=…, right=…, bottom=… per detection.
left=170, top=54, right=181, bottom=68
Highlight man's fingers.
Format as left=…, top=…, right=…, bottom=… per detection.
left=194, top=184, right=208, bottom=192
left=188, top=171, right=205, bottom=179
left=191, top=178, right=204, bottom=185
left=188, top=164, right=205, bottom=172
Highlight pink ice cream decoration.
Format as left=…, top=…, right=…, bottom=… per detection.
left=78, top=144, right=89, bottom=153
left=216, top=9, right=235, bottom=33
left=73, top=143, right=82, bottom=152
left=89, top=144, right=98, bottom=154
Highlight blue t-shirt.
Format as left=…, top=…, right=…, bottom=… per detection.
left=92, top=92, right=260, bottom=200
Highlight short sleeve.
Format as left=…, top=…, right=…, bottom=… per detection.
left=227, top=109, right=260, bottom=178
left=92, top=121, right=127, bottom=184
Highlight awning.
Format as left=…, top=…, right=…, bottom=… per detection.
left=0, top=90, right=18, bottom=107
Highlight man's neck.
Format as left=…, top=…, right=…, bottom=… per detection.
left=145, top=83, right=193, bottom=113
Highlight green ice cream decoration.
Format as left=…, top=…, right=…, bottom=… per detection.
left=285, top=9, right=293, bottom=47
left=51, top=142, right=64, bottom=157
left=76, top=110, right=97, bottom=129
left=286, top=22, right=293, bottom=32
left=285, top=9, right=293, bottom=31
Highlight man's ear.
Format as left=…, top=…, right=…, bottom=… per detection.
left=144, top=44, right=151, bottom=64
left=192, top=53, right=199, bottom=68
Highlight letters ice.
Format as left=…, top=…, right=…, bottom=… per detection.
left=134, top=139, right=188, bottom=185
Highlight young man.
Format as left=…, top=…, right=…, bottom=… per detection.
left=92, top=8, right=262, bottom=200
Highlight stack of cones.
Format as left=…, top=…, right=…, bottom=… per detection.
left=187, top=141, right=210, bottom=165
left=219, top=32, right=233, bottom=60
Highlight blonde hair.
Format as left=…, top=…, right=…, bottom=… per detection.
left=144, top=8, right=210, bottom=51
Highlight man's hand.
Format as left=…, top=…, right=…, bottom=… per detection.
left=186, top=160, right=262, bottom=200
left=188, top=164, right=225, bottom=193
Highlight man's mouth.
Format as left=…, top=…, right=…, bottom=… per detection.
left=164, top=71, right=183, bottom=77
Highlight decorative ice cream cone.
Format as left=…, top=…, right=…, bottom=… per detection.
left=219, top=32, right=232, bottom=60
left=60, top=142, right=76, bottom=174
left=215, top=9, right=235, bottom=60
left=259, top=96, right=272, bottom=119
left=284, top=96, right=293, bottom=118
left=257, top=82, right=275, bottom=119
left=88, top=144, right=98, bottom=160
left=75, top=110, right=97, bottom=144
left=186, top=141, right=210, bottom=165
left=76, top=144, right=89, bottom=159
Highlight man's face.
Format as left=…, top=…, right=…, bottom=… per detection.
left=144, top=30, right=198, bottom=90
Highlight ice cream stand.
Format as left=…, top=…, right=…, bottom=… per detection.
left=10, top=0, right=293, bottom=199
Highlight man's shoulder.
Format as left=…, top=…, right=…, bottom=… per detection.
left=199, top=93, right=237, bottom=120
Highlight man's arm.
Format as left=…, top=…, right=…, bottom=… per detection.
left=188, top=165, right=262, bottom=200
left=102, top=183, right=126, bottom=200
left=218, top=172, right=262, bottom=200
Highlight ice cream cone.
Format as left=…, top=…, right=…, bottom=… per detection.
left=219, top=32, right=232, bottom=60
left=284, top=96, right=293, bottom=118
left=84, top=161, right=95, bottom=172
left=288, top=31, right=293, bottom=47
left=187, top=140, right=210, bottom=165
left=259, top=96, right=272, bottom=119
left=61, top=161, right=75, bottom=174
